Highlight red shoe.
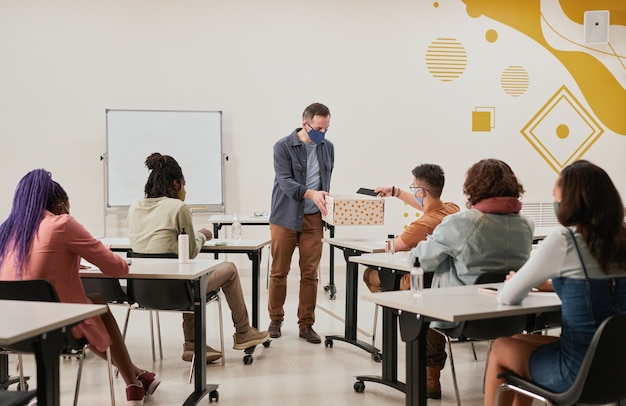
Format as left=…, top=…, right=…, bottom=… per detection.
left=137, top=371, right=160, bottom=395
left=126, top=383, right=145, bottom=405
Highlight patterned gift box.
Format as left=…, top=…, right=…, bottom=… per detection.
left=322, top=194, right=384, bottom=226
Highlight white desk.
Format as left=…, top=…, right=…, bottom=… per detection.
left=321, top=238, right=386, bottom=359
left=98, top=237, right=270, bottom=328
left=0, top=300, right=107, bottom=406
left=208, top=214, right=270, bottom=239
left=81, top=258, right=224, bottom=405
left=361, top=286, right=561, bottom=406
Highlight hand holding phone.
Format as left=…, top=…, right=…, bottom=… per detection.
left=357, top=187, right=378, bottom=196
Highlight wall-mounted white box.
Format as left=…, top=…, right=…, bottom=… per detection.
left=584, top=10, right=610, bottom=44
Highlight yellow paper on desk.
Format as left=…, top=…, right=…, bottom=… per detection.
left=322, top=194, right=384, bottom=226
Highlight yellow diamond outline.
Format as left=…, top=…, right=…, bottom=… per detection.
left=520, top=85, right=604, bottom=174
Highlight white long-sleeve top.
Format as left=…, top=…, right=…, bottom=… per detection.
left=498, top=226, right=610, bottom=305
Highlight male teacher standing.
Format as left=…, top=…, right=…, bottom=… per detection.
left=267, top=103, right=334, bottom=344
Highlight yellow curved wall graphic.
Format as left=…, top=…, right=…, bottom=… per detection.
left=461, top=0, right=626, bottom=136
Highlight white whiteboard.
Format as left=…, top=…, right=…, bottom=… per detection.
left=106, top=109, right=223, bottom=209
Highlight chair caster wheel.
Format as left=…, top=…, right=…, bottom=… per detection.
left=324, top=285, right=330, bottom=292
left=243, top=354, right=253, bottom=365
left=372, top=352, right=382, bottom=363
left=262, top=340, right=271, bottom=348
left=209, top=389, right=219, bottom=402
left=354, top=381, right=365, bottom=393
left=324, top=338, right=333, bottom=348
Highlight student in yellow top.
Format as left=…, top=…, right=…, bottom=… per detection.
left=127, top=152, right=269, bottom=364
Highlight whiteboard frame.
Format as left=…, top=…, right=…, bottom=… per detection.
left=104, top=109, right=224, bottom=211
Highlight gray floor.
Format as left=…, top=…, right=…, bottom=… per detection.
left=10, top=265, right=495, bottom=405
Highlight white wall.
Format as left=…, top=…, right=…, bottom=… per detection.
left=1, top=1, right=624, bottom=257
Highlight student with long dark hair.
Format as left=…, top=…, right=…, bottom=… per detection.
left=0, top=169, right=159, bottom=404
left=484, top=160, right=626, bottom=406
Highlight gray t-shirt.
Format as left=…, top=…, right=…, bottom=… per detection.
left=303, top=142, right=321, bottom=214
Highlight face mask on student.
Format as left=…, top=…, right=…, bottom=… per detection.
left=553, top=201, right=559, bottom=216
left=413, top=188, right=424, bottom=207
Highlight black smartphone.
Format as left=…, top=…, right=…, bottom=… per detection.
left=356, top=187, right=378, bottom=196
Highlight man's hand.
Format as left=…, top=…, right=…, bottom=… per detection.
left=305, top=190, right=329, bottom=216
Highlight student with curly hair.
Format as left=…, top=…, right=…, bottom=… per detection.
left=408, top=158, right=535, bottom=399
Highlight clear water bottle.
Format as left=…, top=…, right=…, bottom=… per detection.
left=178, top=227, right=190, bottom=264
left=232, top=213, right=242, bottom=241
left=386, top=234, right=395, bottom=257
left=410, top=257, right=424, bottom=296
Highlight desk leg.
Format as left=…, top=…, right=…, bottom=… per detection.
left=184, top=274, right=219, bottom=406
left=400, top=311, right=429, bottom=406
left=32, top=330, right=65, bottom=406
left=324, top=248, right=380, bottom=358
left=355, top=306, right=405, bottom=394
left=247, top=249, right=261, bottom=329
left=212, top=224, right=222, bottom=260
left=323, top=224, right=337, bottom=299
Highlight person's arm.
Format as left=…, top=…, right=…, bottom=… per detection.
left=408, top=214, right=465, bottom=273
left=274, top=142, right=329, bottom=215
left=64, top=216, right=129, bottom=277
left=176, top=206, right=206, bottom=259
left=273, top=142, right=307, bottom=202
left=375, top=186, right=421, bottom=210
left=497, top=231, right=567, bottom=304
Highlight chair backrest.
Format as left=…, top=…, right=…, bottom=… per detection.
left=453, top=271, right=527, bottom=340
left=125, top=251, right=194, bottom=311
left=573, top=313, right=626, bottom=404
left=81, top=278, right=128, bottom=304
left=0, top=279, right=87, bottom=350
left=0, top=279, right=60, bottom=302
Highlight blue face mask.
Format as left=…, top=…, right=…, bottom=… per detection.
left=410, top=186, right=426, bottom=207
left=306, top=125, right=326, bottom=144
left=415, top=194, right=424, bottom=207
left=553, top=201, right=560, bottom=216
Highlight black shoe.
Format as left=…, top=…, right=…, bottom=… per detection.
left=299, top=326, right=321, bottom=344
left=268, top=320, right=282, bottom=338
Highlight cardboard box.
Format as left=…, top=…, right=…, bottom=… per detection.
left=322, top=194, right=384, bottom=226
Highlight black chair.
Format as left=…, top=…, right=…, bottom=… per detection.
left=0, top=279, right=115, bottom=406
left=496, top=313, right=626, bottom=406
left=0, top=389, right=37, bottom=406
left=436, top=272, right=529, bottom=406
left=125, top=251, right=225, bottom=380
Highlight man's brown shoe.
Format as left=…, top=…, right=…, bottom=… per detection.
left=268, top=320, right=282, bottom=338
left=299, top=326, right=321, bottom=344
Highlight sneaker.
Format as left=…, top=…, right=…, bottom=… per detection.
left=125, top=383, right=145, bottom=405
left=233, top=327, right=270, bottom=350
left=137, top=371, right=160, bottom=396
left=182, top=342, right=222, bottom=363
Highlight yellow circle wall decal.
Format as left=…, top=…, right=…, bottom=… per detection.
left=556, top=124, right=570, bottom=139
left=485, top=29, right=498, bottom=43
left=500, top=65, right=529, bottom=97
left=425, top=38, right=468, bottom=82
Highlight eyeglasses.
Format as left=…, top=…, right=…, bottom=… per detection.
left=409, top=185, right=429, bottom=195
left=306, top=122, right=328, bottom=133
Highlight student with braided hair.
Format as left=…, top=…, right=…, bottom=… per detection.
left=0, top=169, right=159, bottom=404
